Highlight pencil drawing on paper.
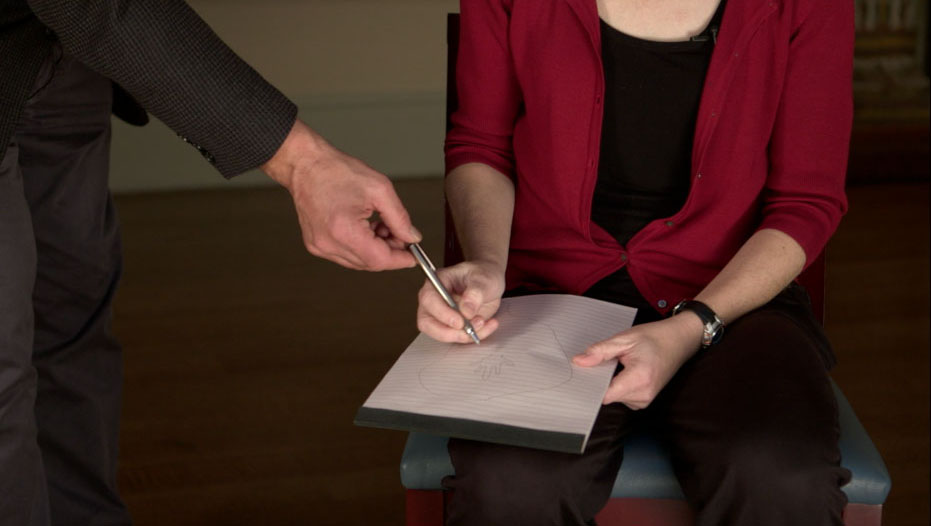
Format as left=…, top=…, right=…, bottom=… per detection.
left=418, top=321, right=575, bottom=401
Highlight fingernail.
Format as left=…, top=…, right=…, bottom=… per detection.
left=473, top=318, right=485, bottom=330
left=410, top=226, right=423, bottom=241
left=573, top=354, right=594, bottom=365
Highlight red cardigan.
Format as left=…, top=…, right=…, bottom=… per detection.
left=445, top=0, right=853, bottom=315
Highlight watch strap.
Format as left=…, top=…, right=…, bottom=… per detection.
left=672, top=300, right=725, bottom=348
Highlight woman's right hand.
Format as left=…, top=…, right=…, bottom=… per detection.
left=416, top=260, right=506, bottom=343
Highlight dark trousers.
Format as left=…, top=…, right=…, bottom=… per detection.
left=443, top=285, right=852, bottom=526
left=0, top=47, right=129, bottom=526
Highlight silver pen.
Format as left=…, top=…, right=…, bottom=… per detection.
left=409, top=243, right=481, bottom=345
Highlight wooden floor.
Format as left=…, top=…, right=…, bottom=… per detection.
left=112, top=179, right=929, bottom=526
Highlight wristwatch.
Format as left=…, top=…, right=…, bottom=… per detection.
left=672, top=300, right=725, bottom=348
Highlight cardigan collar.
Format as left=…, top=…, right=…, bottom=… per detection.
left=563, top=0, right=780, bottom=172
left=562, top=0, right=779, bottom=58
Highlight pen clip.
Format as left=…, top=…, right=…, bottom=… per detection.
left=409, top=243, right=437, bottom=271
left=409, top=243, right=451, bottom=304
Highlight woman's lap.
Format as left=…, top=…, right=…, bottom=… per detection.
left=653, top=286, right=850, bottom=525
left=444, top=401, right=633, bottom=526
left=443, top=285, right=850, bottom=526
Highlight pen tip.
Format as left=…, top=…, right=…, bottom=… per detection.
left=463, top=321, right=481, bottom=345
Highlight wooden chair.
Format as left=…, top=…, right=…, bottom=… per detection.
left=398, top=14, right=891, bottom=526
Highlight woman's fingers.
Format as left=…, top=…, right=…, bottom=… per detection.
left=572, top=351, right=605, bottom=367
left=573, top=333, right=633, bottom=367
left=417, top=312, right=500, bottom=343
left=414, top=261, right=505, bottom=343
left=459, top=287, right=486, bottom=319
left=418, top=280, right=468, bottom=330
left=473, top=317, right=499, bottom=340
left=603, top=369, right=649, bottom=408
left=417, top=265, right=496, bottom=326
left=417, top=312, right=477, bottom=343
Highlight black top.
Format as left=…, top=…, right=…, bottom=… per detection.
left=585, top=3, right=725, bottom=318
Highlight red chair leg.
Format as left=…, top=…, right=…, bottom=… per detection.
left=413, top=491, right=882, bottom=526
left=595, top=498, right=694, bottom=525
left=406, top=489, right=445, bottom=526
left=591, top=499, right=882, bottom=526
left=843, top=503, right=884, bottom=526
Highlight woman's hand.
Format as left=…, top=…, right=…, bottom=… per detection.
left=573, top=314, right=705, bottom=409
left=416, top=260, right=506, bottom=344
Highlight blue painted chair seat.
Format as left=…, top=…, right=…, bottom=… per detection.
left=400, top=380, right=890, bottom=506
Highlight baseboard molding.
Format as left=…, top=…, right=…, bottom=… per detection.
left=110, top=92, right=446, bottom=193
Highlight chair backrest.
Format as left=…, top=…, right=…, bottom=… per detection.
left=444, top=14, right=465, bottom=269
left=442, top=13, right=825, bottom=324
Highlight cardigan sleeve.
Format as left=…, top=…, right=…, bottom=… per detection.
left=757, top=0, right=853, bottom=267
left=445, top=0, right=522, bottom=179
left=26, top=0, right=297, bottom=178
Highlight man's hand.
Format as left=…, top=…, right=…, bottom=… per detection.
left=262, top=120, right=421, bottom=271
left=572, top=314, right=704, bottom=409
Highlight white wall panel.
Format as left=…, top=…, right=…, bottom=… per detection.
left=110, top=0, right=457, bottom=192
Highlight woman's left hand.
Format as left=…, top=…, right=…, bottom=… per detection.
left=572, top=314, right=705, bottom=409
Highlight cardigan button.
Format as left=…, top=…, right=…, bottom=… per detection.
left=696, top=172, right=703, bottom=179
left=620, top=253, right=628, bottom=262
left=657, top=300, right=668, bottom=309
left=665, top=220, right=675, bottom=227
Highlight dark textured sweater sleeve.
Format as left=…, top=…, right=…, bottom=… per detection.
left=26, top=0, right=298, bottom=177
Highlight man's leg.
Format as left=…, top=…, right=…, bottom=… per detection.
left=0, top=140, right=50, bottom=526
left=654, top=285, right=851, bottom=526
left=17, top=52, right=130, bottom=526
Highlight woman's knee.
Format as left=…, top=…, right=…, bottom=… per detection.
left=445, top=439, right=602, bottom=526
left=688, top=432, right=849, bottom=524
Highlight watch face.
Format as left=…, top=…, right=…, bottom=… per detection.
left=701, top=320, right=724, bottom=348
left=674, top=300, right=724, bottom=348
left=710, top=324, right=724, bottom=344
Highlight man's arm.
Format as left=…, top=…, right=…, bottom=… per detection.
left=262, top=120, right=421, bottom=271
left=27, top=0, right=293, bottom=177
left=27, top=0, right=420, bottom=270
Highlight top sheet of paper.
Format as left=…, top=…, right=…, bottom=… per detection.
left=360, top=294, right=637, bottom=446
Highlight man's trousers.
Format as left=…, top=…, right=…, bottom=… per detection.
left=0, top=47, right=130, bottom=526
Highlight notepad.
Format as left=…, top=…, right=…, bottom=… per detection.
left=354, top=294, right=636, bottom=454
